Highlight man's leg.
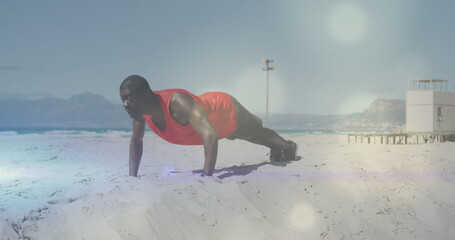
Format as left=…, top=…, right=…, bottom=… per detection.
left=227, top=95, right=298, bottom=161
left=247, top=127, right=292, bottom=150
left=247, top=128, right=298, bottom=161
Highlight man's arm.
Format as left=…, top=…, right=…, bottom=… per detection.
left=172, top=92, right=219, bottom=176
left=129, top=118, right=145, bottom=177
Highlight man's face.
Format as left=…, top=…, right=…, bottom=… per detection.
left=120, top=88, right=142, bottom=119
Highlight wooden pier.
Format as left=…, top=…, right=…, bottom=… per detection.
left=347, top=133, right=451, bottom=144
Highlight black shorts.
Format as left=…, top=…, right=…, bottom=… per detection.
left=226, top=96, right=263, bottom=141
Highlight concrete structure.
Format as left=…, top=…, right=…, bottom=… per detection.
left=406, top=79, right=455, bottom=134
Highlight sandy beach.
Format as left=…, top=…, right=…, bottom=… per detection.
left=1, top=131, right=454, bottom=239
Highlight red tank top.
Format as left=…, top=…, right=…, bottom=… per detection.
left=143, top=89, right=237, bottom=145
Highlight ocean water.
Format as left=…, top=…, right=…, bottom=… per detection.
left=0, top=127, right=353, bottom=139
left=0, top=127, right=133, bottom=139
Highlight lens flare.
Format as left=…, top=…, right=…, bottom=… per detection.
left=287, top=202, right=316, bottom=232
left=327, top=3, right=368, bottom=45
left=229, top=67, right=288, bottom=114
left=0, top=168, right=17, bottom=178
left=336, top=92, right=376, bottom=114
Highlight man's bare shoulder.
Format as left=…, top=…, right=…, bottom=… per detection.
left=172, top=91, right=192, bottom=101
left=170, top=91, right=195, bottom=111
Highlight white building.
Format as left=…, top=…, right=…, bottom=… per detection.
left=406, top=79, right=455, bottom=134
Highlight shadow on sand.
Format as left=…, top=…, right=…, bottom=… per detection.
left=193, top=161, right=296, bottom=179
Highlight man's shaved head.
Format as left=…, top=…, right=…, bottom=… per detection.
left=120, top=75, right=152, bottom=95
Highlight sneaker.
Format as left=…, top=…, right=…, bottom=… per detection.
left=269, top=148, right=285, bottom=162
left=284, top=140, right=298, bottom=161
left=269, top=140, right=299, bottom=162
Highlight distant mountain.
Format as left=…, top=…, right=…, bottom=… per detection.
left=337, top=98, right=406, bottom=131
left=0, top=93, right=406, bottom=131
left=0, top=93, right=130, bottom=128
left=364, top=98, right=405, bottom=115
left=268, top=98, right=406, bottom=132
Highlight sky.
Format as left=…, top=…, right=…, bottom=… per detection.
left=1, top=0, right=455, bottom=115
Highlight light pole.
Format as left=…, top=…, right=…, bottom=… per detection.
left=262, top=58, right=273, bottom=128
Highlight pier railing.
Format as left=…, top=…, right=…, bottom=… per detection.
left=347, top=133, right=454, bottom=144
